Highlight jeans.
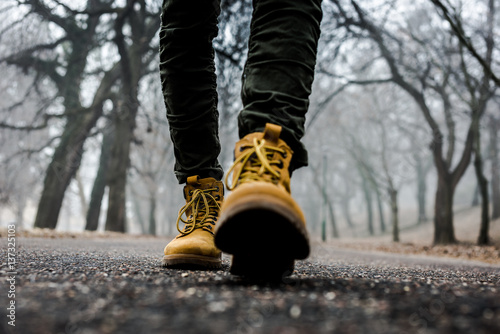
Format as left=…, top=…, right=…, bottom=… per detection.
left=159, top=0, right=323, bottom=183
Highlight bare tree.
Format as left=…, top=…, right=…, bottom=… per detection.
left=0, top=0, right=122, bottom=229
left=129, top=106, right=173, bottom=235
left=1, top=0, right=162, bottom=231
left=490, top=113, right=500, bottom=220
left=103, top=0, right=160, bottom=232
left=467, top=0, right=497, bottom=245
left=325, top=0, right=496, bottom=244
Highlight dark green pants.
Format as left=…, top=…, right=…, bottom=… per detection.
left=160, top=0, right=323, bottom=183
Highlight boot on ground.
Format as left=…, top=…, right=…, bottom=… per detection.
left=215, top=123, right=309, bottom=278
left=163, top=175, right=223, bottom=269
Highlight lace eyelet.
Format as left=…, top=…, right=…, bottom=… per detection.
left=277, top=160, right=284, bottom=169
left=281, top=151, right=287, bottom=159
left=215, top=195, right=220, bottom=200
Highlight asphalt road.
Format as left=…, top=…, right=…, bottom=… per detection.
left=1, top=236, right=499, bottom=334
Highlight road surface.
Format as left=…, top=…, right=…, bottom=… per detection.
left=1, top=235, right=499, bottom=334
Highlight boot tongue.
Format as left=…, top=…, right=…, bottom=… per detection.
left=186, top=175, right=200, bottom=186
left=262, top=123, right=282, bottom=145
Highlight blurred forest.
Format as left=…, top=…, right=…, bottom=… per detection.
left=0, top=0, right=498, bottom=245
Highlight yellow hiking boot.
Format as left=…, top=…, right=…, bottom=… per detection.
left=215, top=123, right=309, bottom=278
left=163, top=175, right=223, bottom=269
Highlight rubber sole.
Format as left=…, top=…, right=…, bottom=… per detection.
left=162, top=254, right=222, bottom=270
left=215, top=206, right=309, bottom=279
left=229, top=252, right=295, bottom=279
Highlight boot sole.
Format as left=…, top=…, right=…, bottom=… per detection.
left=162, top=254, right=222, bottom=269
left=215, top=201, right=309, bottom=279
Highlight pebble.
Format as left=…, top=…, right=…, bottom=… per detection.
left=289, top=305, right=301, bottom=319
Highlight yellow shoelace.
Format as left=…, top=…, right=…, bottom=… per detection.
left=176, top=188, right=221, bottom=236
left=225, top=138, right=286, bottom=190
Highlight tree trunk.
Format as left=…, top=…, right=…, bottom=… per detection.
left=130, top=187, right=147, bottom=234
left=471, top=184, right=480, bottom=207
left=361, top=174, right=374, bottom=236
left=148, top=195, right=157, bottom=236
left=490, top=116, right=500, bottom=220
left=327, top=200, right=339, bottom=238
left=34, top=117, right=95, bottom=229
left=416, top=158, right=428, bottom=223
left=418, top=177, right=427, bottom=222
left=341, top=197, right=355, bottom=233
left=389, top=188, right=399, bottom=242
left=321, top=156, right=327, bottom=242
left=474, top=121, right=490, bottom=245
left=85, top=126, right=114, bottom=231
left=309, top=161, right=340, bottom=238
left=433, top=175, right=457, bottom=244
left=75, top=171, right=88, bottom=220
left=475, top=154, right=490, bottom=245
left=375, top=188, right=386, bottom=232
left=431, top=127, right=474, bottom=245
left=105, top=103, right=136, bottom=232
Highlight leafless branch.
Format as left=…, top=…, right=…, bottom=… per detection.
left=429, top=0, right=500, bottom=87
left=307, top=77, right=392, bottom=129
left=0, top=37, right=69, bottom=63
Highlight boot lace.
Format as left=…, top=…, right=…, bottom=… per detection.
left=176, top=188, right=220, bottom=236
left=225, top=138, right=286, bottom=190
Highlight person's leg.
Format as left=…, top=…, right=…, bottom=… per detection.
left=238, top=0, right=323, bottom=171
left=159, top=0, right=223, bottom=184
left=215, top=0, right=323, bottom=278
left=160, top=0, right=223, bottom=269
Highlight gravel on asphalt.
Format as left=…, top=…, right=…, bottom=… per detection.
left=0, top=236, right=499, bottom=334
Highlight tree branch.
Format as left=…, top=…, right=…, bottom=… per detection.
left=22, top=0, right=72, bottom=32
left=307, top=76, right=392, bottom=129
left=429, top=0, right=500, bottom=87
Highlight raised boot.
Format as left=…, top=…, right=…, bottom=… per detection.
left=163, top=175, right=223, bottom=269
left=215, top=123, right=309, bottom=278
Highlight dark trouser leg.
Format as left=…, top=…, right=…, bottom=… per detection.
left=159, top=0, right=223, bottom=184
left=238, top=0, right=323, bottom=171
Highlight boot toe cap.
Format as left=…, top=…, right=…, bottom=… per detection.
left=164, top=232, right=221, bottom=258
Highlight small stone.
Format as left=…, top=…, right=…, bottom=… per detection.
left=181, top=273, right=189, bottom=278
left=290, top=305, right=301, bottom=319
left=208, top=301, right=227, bottom=313
left=325, top=292, right=336, bottom=300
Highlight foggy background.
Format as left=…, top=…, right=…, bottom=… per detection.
left=0, top=0, right=498, bottom=245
